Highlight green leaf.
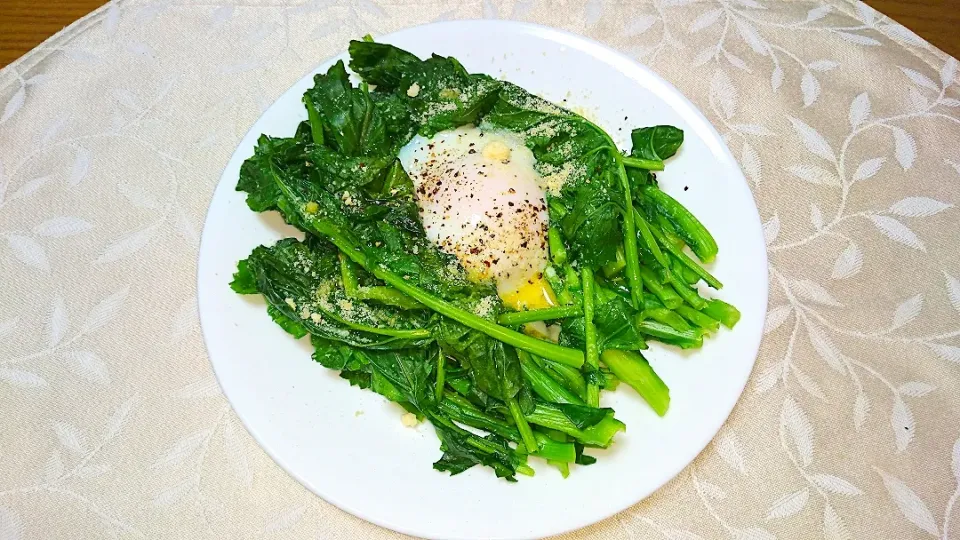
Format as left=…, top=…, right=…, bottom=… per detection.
left=267, top=305, right=308, bottom=339
left=348, top=40, right=422, bottom=92
left=436, top=321, right=523, bottom=403
left=562, top=293, right=646, bottom=352
left=241, top=238, right=433, bottom=349
left=237, top=134, right=307, bottom=214
left=555, top=402, right=612, bottom=429
left=432, top=420, right=527, bottom=481
left=230, top=258, right=257, bottom=294
left=349, top=40, right=503, bottom=137
left=365, top=348, right=436, bottom=411
left=631, top=125, right=684, bottom=162
left=304, top=60, right=413, bottom=157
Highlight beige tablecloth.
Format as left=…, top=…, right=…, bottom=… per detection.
left=2, top=0, right=959, bottom=538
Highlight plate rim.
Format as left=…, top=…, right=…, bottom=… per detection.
left=196, top=18, right=769, bottom=540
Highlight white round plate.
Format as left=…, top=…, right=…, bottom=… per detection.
left=198, top=20, right=768, bottom=540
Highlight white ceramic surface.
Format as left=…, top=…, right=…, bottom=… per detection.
left=197, top=20, right=768, bottom=540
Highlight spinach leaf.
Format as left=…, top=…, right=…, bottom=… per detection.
left=630, top=125, right=684, bottom=162
left=555, top=402, right=613, bottom=430
left=348, top=40, right=421, bottom=92
left=239, top=238, right=433, bottom=349
left=364, top=347, right=437, bottom=412
left=304, top=60, right=414, bottom=157
left=349, top=41, right=503, bottom=136
left=435, top=320, right=523, bottom=403
left=267, top=305, right=308, bottom=339
left=236, top=130, right=309, bottom=214
left=432, top=421, right=527, bottom=481
left=562, top=293, right=646, bottom=352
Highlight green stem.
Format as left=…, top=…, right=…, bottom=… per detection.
left=642, top=210, right=723, bottom=289
left=675, top=305, right=720, bottom=332
left=440, top=393, right=520, bottom=443
left=601, top=246, right=626, bottom=278
left=358, top=286, right=423, bottom=309
left=615, top=155, right=644, bottom=308
left=377, top=269, right=584, bottom=368
left=498, top=305, right=581, bottom=326
left=303, top=95, right=325, bottom=146
left=519, top=350, right=585, bottom=405
left=702, top=299, right=741, bottom=329
left=544, top=266, right=573, bottom=305
left=633, top=210, right=669, bottom=268
left=636, top=319, right=703, bottom=349
left=667, top=273, right=707, bottom=310
left=276, top=168, right=586, bottom=367
left=532, top=433, right=576, bottom=463
left=640, top=186, right=718, bottom=263
left=581, top=268, right=600, bottom=408
left=508, top=398, right=538, bottom=453
left=524, top=403, right=624, bottom=447
left=644, top=307, right=693, bottom=332
left=638, top=266, right=682, bottom=309
left=339, top=252, right=360, bottom=297
left=435, top=349, right=446, bottom=402
left=316, top=308, right=432, bottom=339
left=622, top=155, right=665, bottom=171
left=548, top=226, right=567, bottom=265
left=601, top=349, right=670, bottom=416
left=536, top=356, right=588, bottom=399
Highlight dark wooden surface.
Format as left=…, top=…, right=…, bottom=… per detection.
left=1, top=0, right=958, bottom=68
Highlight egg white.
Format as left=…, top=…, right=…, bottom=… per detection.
left=399, top=126, right=555, bottom=310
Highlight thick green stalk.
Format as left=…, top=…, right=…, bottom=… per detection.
left=519, top=350, right=585, bottom=405
left=339, top=251, right=360, bottom=297
left=378, top=270, right=584, bottom=367
left=615, top=158, right=644, bottom=308
left=640, top=186, right=718, bottom=263
left=532, top=433, right=576, bottom=463
left=536, top=356, right=588, bottom=399
left=600, top=350, right=670, bottom=416
left=633, top=210, right=669, bottom=268
left=317, top=308, right=432, bottom=339
left=544, top=266, right=574, bottom=305
left=497, top=305, right=581, bottom=326
left=644, top=307, right=693, bottom=332
left=638, top=266, right=682, bottom=309
left=581, top=268, right=600, bottom=407
left=668, top=274, right=707, bottom=310
left=654, top=213, right=684, bottom=248
left=508, top=398, right=538, bottom=453
left=636, top=319, right=703, bottom=349
left=439, top=394, right=520, bottom=442
left=441, top=394, right=575, bottom=463
left=548, top=226, right=567, bottom=265
left=675, top=305, right=720, bottom=332
left=602, top=246, right=626, bottom=278
left=359, top=287, right=422, bottom=309
left=702, top=299, right=741, bottom=329
left=524, top=403, right=625, bottom=447
left=642, top=211, right=723, bottom=289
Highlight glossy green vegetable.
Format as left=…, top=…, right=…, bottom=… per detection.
left=232, top=37, right=739, bottom=482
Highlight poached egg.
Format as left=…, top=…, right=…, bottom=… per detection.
left=399, top=126, right=557, bottom=312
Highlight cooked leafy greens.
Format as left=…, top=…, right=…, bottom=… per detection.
left=231, top=38, right=740, bottom=481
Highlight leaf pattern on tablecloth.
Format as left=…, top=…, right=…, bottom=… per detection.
left=1, top=0, right=959, bottom=538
